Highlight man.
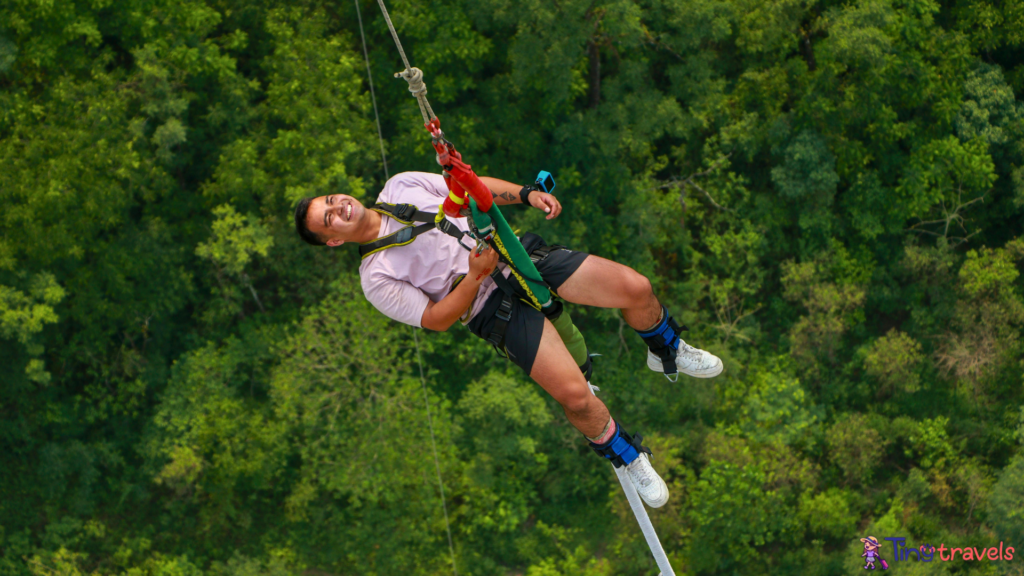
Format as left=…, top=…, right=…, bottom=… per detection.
left=294, top=171, right=723, bottom=507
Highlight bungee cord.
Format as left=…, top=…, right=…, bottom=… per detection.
left=374, top=0, right=437, bottom=124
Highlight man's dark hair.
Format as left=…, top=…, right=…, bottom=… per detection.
left=294, top=197, right=326, bottom=246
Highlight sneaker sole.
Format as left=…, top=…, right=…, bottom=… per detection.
left=647, top=352, right=724, bottom=379
left=640, top=484, right=669, bottom=508
left=634, top=485, right=667, bottom=504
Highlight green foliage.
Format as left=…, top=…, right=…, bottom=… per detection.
left=936, top=241, right=1024, bottom=389
left=863, top=329, right=926, bottom=395
left=522, top=523, right=611, bottom=576
left=3, top=0, right=1024, bottom=574
left=688, top=460, right=801, bottom=572
left=781, top=244, right=869, bottom=367
left=0, top=273, right=65, bottom=344
left=771, top=129, right=840, bottom=242
left=827, top=413, right=889, bottom=486
left=799, top=487, right=859, bottom=541
left=720, top=362, right=821, bottom=447
left=988, top=455, right=1024, bottom=544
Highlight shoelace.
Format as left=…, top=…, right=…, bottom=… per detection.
left=628, top=457, right=655, bottom=487
left=677, top=340, right=705, bottom=362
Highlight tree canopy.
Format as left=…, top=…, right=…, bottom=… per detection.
left=2, top=0, right=1023, bottom=574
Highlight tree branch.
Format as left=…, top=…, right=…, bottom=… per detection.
left=649, top=153, right=734, bottom=212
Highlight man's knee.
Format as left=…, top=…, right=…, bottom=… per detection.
left=625, top=271, right=654, bottom=301
left=558, top=386, right=596, bottom=415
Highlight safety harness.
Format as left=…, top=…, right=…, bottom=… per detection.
left=360, top=203, right=572, bottom=359
left=359, top=203, right=547, bottom=291
left=483, top=244, right=566, bottom=353
left=447, top=242, right=571, bottom=357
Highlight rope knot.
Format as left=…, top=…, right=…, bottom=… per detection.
left=395, top=66, right=427, bottom=97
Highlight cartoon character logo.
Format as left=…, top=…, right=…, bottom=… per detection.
left=861, top=536, right=889, bottom=570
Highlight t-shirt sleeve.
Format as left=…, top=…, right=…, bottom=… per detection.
left=362, top=273, right=432, bottom=328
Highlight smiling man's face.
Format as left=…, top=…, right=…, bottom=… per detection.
left=304, top=194, right=368, bottom=246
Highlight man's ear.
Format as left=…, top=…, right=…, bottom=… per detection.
left=326, top=238, right=345, bottom=247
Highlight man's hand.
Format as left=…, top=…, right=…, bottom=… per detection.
left=528, top=191, right=562, bottom=220
left=422, top=244, right=498, bottom=331
left=469, top=244, right=499, bottom=282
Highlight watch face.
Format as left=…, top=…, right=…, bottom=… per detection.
left=541, top=174, right=555, bottom=192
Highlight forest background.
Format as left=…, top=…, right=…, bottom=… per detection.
left=3, top=0, right=1024, bottom=574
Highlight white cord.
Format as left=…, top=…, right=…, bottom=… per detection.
left=413, top=328, right=459, bottom=575
left=353, top=0, right=389, bottom=180
left=613, top=465, right=675, bottom=575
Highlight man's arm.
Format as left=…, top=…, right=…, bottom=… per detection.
left=421, top=246, right=500, bottom=331
left=421, top=274, right=484, bottom=331
left=479, top=176, right=523, bottom=205
left=479, top=176, right=562, bottom=219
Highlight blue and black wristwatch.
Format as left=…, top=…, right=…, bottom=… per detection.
left=520, top=170, right=556, bottom=205
left=535, top=170, right=555, bottom=194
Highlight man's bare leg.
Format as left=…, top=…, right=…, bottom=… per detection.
left=556, top=254, right=724, bottom=378
left=531, top=314, right=670, bottom=506
left=556, top=255, right=662, bottom=330
left=530, top=318, right=609, bottom=438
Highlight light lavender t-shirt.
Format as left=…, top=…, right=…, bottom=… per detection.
left=358, top=172, right=504, bottom=328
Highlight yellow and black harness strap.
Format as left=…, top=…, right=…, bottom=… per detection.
left=369, top=202, right=419, bottom=224
left=487, top=232, right=543, bottom=311
left=359, top=203, right=467, bottom=259
left=359, top=221, right=436, bottom=259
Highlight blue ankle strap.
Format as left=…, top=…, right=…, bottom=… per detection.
left=637, top=314, right=680, bottom=351
left=590, top=423, right=652, bottom=468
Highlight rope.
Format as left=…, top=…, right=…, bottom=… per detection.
left=395, top=66, right=437, bottom=126
left=375, top=0, right=412, bottom=70
left=587, top=388, right=675, bottom=575
left=613, top=465, right=675, bottom=576
left=374, top=0, right=437, bottom=125
left=354, top=0, right=389, bottom=180
left=413, top=328, right=459, bottom=576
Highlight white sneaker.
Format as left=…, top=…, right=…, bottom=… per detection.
left=626, top=453, right=669, bottom=508
left=647, top=341, right=723, bottom=379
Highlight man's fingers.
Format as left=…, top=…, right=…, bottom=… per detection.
left=545, top=196, right=562, bottom=219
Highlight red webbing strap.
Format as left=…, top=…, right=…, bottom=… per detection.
left=426, top=118, right=493, bottom=216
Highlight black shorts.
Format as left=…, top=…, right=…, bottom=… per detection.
left=466, top=233, right=589, bottom=375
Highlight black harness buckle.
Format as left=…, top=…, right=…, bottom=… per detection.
left=392, top=203, right=418, bottom=222
left=486, top=295, right=514, bottom=349
left=529, top=244, right=567, bottom=264
left=494, top=297, right=513, bottom=322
